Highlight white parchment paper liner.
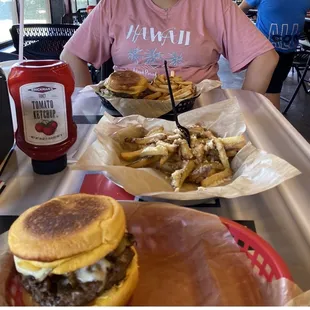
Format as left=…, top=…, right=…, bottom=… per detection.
left=73, top=97, right=301, bottom=200
left=0, top=202, right=307, bottom=306
left=82, top=79, right=222, bottom=117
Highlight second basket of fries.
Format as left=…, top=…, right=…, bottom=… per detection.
left=90, top=70, right=222, bottom=118
left=74, top=97, right=300, bottom=201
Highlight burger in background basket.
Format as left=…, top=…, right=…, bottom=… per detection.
left=8, top=194, right=139, bottom=306
left=104, top=71, right=149, bottom=99
left=99, top=70, right=197, bottom=101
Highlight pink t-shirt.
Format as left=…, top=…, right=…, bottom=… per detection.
left=64, top=0, right=274, bottom=83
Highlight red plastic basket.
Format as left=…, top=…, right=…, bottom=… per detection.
left=221, top=217, right=292, bottom=282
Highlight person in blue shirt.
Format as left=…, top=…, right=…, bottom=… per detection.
left=240, top=0, right=310, bottom=109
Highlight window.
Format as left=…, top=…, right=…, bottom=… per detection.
left=0, top=0, right=17, bottom=44
left=0, top=0, right=50, bottom=46
left=24, top=0, right=51, bottom=24
left=71, top=0, right=97, bottom=12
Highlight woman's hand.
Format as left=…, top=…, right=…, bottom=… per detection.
left=242, top=49, right=279, bottom=94
left=60, top=49, right=93, bottom=87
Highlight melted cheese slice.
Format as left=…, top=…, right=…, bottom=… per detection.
left=14, top=256, right=111, bottom=284
left=14, top=256, right=52, bottom=282
left=75, top=259, right=111, bottom=283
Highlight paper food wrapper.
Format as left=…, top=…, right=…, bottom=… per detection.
left=73, top=98, right=301, bottom=200
left=0, top=202, right=306, bottom=306
left=82, top=79, right=222, bottom=118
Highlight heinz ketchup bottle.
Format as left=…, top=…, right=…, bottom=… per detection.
left=8, top=60, right=77, bottom=175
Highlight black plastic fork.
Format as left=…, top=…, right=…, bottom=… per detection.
left=164, top=61, right=191, bottom=146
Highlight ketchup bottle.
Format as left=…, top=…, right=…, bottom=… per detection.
left=8, top=60, right=77, bottom=175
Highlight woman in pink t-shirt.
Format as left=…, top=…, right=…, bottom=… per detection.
left=61, top=0, right=279, bottom=96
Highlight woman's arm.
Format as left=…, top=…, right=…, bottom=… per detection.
left=239, top=0, right=254, bottom=14
left=242, top=49, right=279, bottom=94
left=60, top=49, right=93, bottom=87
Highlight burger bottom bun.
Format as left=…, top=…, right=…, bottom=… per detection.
left=92, top=250, right=139, bottom=306
left=20, top=249, right=139, bottom=307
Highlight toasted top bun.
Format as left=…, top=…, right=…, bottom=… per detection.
left=8, top=194, right=126, bottom=272
left=105, top=71, right=148, bottom=95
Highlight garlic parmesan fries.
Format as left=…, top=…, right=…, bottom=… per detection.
left=121, top=125, right=246, bottom=191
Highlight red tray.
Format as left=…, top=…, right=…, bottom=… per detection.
left=79, top=174, right=134, bottom=200
left=79, top=175, right=292, bottom=282
left=6, top=220, right=292, bottom=306
left=221, top=218, right=292, bottom=282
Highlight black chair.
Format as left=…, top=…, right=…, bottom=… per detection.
left=282, top=51, right=310, bottom=114
left=0, top=52, right=18, bottom=62
left=101, top=58, right=114, bottom=80
left=282, top=23, right=310, bottom=114
left=62, top=9, right=88, bottom=25
left=77, top=8, right=88, bottom=22
left=10, top=24, right=79, bottom=60
left=61, top=12, right=81, bottom=25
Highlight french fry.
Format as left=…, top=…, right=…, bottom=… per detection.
left=171, top=160, right=196, bottom=190
left=173, top=76, right=183, bottom=82
left=140, top=145, right=169, bottom=157
left=226, top=150, right=238, bottom=158
left=156, top=141, right=178, bottom=153
left=148, top=83, right=170, bottom=94
left=210, top=162, right=224, bottom=170
left=159, top=84, right=178, bottom=90
left=201, top=168, right=233, bottom=187
left=188, top=125, right=205, bottom=136
left=176, top=81, right=193, bottom=86
left=157, top=160, right=183, bottom=173
left=188, top=162, right=212, bottom=184
left=156, top=74, right=166, bottom=84
left=143, top=92, right=162, bottom=100
left=174, top=90, right=193, bottom=100
left=121, top=149, right=143, bottom=161
left=179, top=140, right=193, bottom=160
left=213, top=137, right=230, bottom=169
left=223, top=142, right=246, bottom=151
left=208, top=169, right=217, bottom=177
left=220, top=136, right=245, bottom=145
left=127, top=133, right=166, bottom=145
left=127, top=156, right=160, bottom=168
left=160, top=85, right=193, bottom=101
left=206, top=131, right=230, bottom=169
left=146, top=126, right=164, bottom=137
left=166, top=133, right=182, bottom=141
left=220, top=136, right=246, bottom=151
left=153, top=80, right=161, bottom=87
left=192, top=144, right=205, bottom=163
left=121, top=145, right=168, bottom=160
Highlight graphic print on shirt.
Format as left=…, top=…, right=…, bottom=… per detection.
left=126, top=25, right=190, bottom=78
left=128, top=47, right=143, bottom=64
left=268, top=23, right=299, bottom=51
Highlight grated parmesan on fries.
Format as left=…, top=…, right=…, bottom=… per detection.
left=120, top=125, right=246, bottom=191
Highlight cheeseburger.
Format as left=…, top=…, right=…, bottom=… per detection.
left=104, top=70, right=148, bottom=98
left=8, top=194, right=138, bottom=306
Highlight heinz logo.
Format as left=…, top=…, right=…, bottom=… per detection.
left=28, top=86, right=56, bottom=93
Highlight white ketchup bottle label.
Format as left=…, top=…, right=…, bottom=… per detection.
left=19, top=82, right=68, bottom=146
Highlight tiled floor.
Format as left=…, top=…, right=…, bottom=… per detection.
left=218, top=57, right=310, bottom=142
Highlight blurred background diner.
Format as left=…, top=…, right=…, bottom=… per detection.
left=240, top=0, right=310, bottom=110
left=0, top=0, right=309, bottom=138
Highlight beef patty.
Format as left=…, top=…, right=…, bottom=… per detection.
left=21, top=234, right=135, bottom=306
